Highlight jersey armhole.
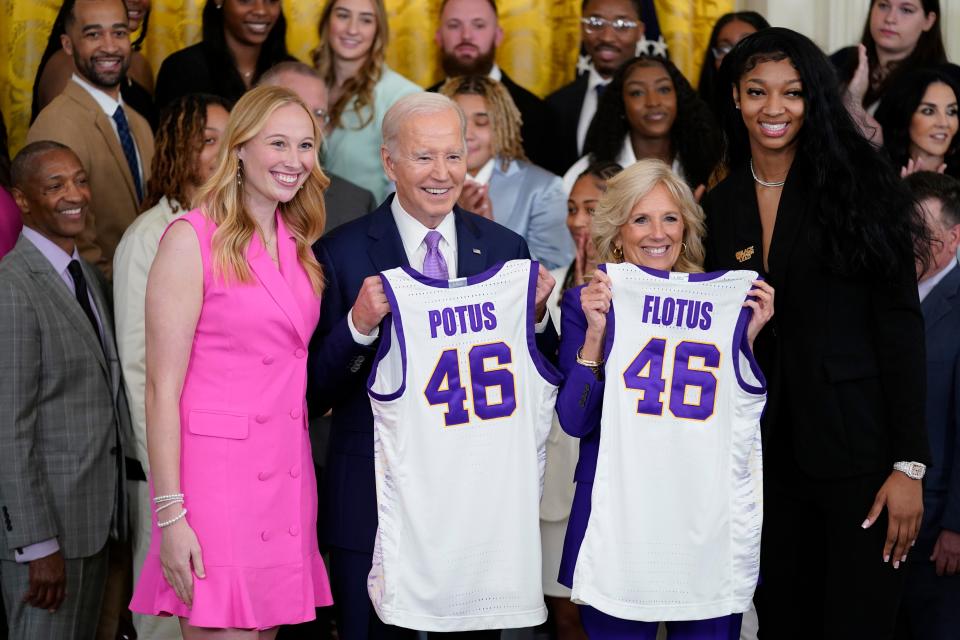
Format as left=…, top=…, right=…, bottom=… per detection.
left=367, top=273, right=408, bottom=402
left=732, top=303, right=766, bottom=395
left=525, top=260, right=563, bottom=386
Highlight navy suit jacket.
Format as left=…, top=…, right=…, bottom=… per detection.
left=920, top=263, right=960, bottom=541
left=545, top=72, right=589, bottom=176
left=308, top=195, right=557, bottom=552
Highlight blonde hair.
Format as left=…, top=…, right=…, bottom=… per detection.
left=438, top=75, right=527, bottom=171
left=194, top=85, right=329, bottom=294
left=312, top=0, right=389, bottom=129
left=592, top=159, right=706, bottom=273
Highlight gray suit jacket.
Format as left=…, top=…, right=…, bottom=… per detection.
left=324, top=172, right=378, bottom=234
left=0, top=236, right=131, bottom=560
left=488, top=158, right=575, bottom=270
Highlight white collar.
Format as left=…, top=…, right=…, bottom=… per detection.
left=390, top=196, right=457, bottom=256
left=919, top=258, right=958, bottom=302
left=617, top=135, right=685, bottom=179
left=71, top=73, right=123, bottom=118
left=587, top=65, right=608, bottom=92
left=467, top=157, right=497, bottom=186
left=488, top=64, right=503, bottom=82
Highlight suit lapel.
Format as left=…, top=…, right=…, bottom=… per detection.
left=366, top=202, right=408, bottom=273
left=725, top=166, right=765, bottom=274
left=455, top=206, right=486, bottom=277
left=66, top=83, right=138, bottom=203
left=247, top=212, right=310, bottom=347
left=82, top=260, right=123, bottom=402
left=18, top=239, right=108, bottom=373
left=766, top=160, right=806, bottom=278
left=922, top=263, right=960, bottom=331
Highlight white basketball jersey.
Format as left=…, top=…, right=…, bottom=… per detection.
left=367, top=259, right=560, bottom=631
left=571, top=264, right=766, bottom=621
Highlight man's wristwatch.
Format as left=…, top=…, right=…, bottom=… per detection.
left=893, top=461, right=926, bottom=480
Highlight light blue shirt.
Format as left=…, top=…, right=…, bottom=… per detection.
left=324, top=66, right=422, bottom=203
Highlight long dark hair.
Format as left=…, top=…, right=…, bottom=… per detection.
left=875, top=68, right=959, bottom=178
left=583, top=55, right=723, bottom=190
left=200, top=0, right=291, bottom=93
left=142, top=93, right=233, bottom=213
left=838, top=0, right=946, bottom=108
left=697, top=12, right=769, bottom=117
left=720, top=27, right=930, bottom=278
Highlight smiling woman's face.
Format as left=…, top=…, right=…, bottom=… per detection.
left=734, top=57, right=805, bottom=154
left=623, top=62, right=677, bottom=140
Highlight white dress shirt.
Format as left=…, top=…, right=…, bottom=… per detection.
left=562, top=135, right=685, bottom=195
left=919, top=258, right=957, bottom=302
left=348, top=196, right=550, bottom=344
left=71, top=73, right=144, bottom=184
left=576, top=66, right=610, bottom=156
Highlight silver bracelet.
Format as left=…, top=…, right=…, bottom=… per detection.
left=153, top=493, right=184, bottom=503
left=155, top=498, right=184, bottom=514
left=158, top=507, right=188, bottom=528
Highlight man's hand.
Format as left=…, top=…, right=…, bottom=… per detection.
left=931, top=529, right=960, bottom=576
left=350, top=276, right=391, bottom=336
left=862, top=471, right=923, bottom=568
left=458, top=182, right=494, bottom=220
left=23, top=550, right=66, bottom=612
left=534, top=264, right=556, bottom=322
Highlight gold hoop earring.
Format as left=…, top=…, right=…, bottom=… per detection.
left=612, top=245, right=624, bottom=262
left=680, top=242, right=687, bottom=255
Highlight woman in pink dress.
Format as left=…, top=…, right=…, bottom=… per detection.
left=130, top=85, right=333, bottom=638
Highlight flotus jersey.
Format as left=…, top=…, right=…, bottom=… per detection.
left=571, top=264, right=766, bottom=621
left=366, top=260, right=560, bottom=631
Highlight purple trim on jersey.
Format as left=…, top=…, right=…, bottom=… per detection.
left=596, top=264, right=616, bottom=363
left=578, top=606, right=743, bottom=638
left=366, top=273, right=408, bottom=402
left=525, top=261, right=562, bottom=386
left=732, top=304, right=766, bottom=395
left=400, top=261, right=505, bottom=288
left=614, top=262, right=731, bottom=282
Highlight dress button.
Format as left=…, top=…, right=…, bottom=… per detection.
left=255, top=414, right=268, bottom=424
left=262, top=355, right=275, bottom=365
left=290, top=408, right=302, bottom=420
left=260, top=530, right=271, bottom=542
left=289, top=525, right=300, bottom=536
left=289, top=466, right=300, bottom=478
left=294, top=348, right=306, bottom=359
left=257, top=471, right=271, bottom=481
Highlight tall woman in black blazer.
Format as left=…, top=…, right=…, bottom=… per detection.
left=702, top=28, right=932, bottom=639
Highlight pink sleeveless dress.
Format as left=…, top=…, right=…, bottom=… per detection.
left=130, top=209, right=333, bottom=629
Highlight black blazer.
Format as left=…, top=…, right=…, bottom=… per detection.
left=701, top=161, right=930, bottom=479
left=154, top=42, right=296, bottom=109
left=544, top=72, right=589, bottom=176
left=307, top=196, right=558, bottom=552
left=428, top=71, right=552, bottom=170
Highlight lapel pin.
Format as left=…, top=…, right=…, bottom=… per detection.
left=735, top=246, right=755, bottom=263
left=473, top=248, right=482, bottom=255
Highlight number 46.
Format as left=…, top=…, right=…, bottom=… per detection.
left=424, top=342, right=517, bottom=426
left=623, top=338, right=721, bottom=421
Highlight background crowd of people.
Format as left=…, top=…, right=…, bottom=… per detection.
left=0, top=0, right=959, bottom=639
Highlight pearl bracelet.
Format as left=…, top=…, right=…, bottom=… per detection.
left=153, top=493, right=184, bottom=503
left=155, top=498, right=184, bottom=514
left=158, top=507, right=188, bottom=528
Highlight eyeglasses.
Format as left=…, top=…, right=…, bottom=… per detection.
left=580, top=16, right=639, bottom=34
left=313, top=108, right=331, bottom=126
left=711, top=44, right=734, bottom=60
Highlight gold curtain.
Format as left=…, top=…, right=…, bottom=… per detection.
left=0, top=0, right=730, bottom=155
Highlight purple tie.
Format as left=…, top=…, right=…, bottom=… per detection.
left=422, top=230, right=449, bottom=280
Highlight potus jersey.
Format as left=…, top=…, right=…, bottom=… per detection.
left=366, top=259, right=561, bottom=631
left=571, top=264, right=766, bottom=621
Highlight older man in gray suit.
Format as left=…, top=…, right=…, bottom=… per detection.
left=0, top=141, right=131, bottom=639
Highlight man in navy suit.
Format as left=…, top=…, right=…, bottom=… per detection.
left=897, top=172, right=960, bottom=639
left=308, top=92, right=556, bottom=640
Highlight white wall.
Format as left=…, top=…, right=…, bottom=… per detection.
left=735, top=0, right=960, bottom=61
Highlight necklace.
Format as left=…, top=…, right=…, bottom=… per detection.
left=750, top=159, right=786, bottom=188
